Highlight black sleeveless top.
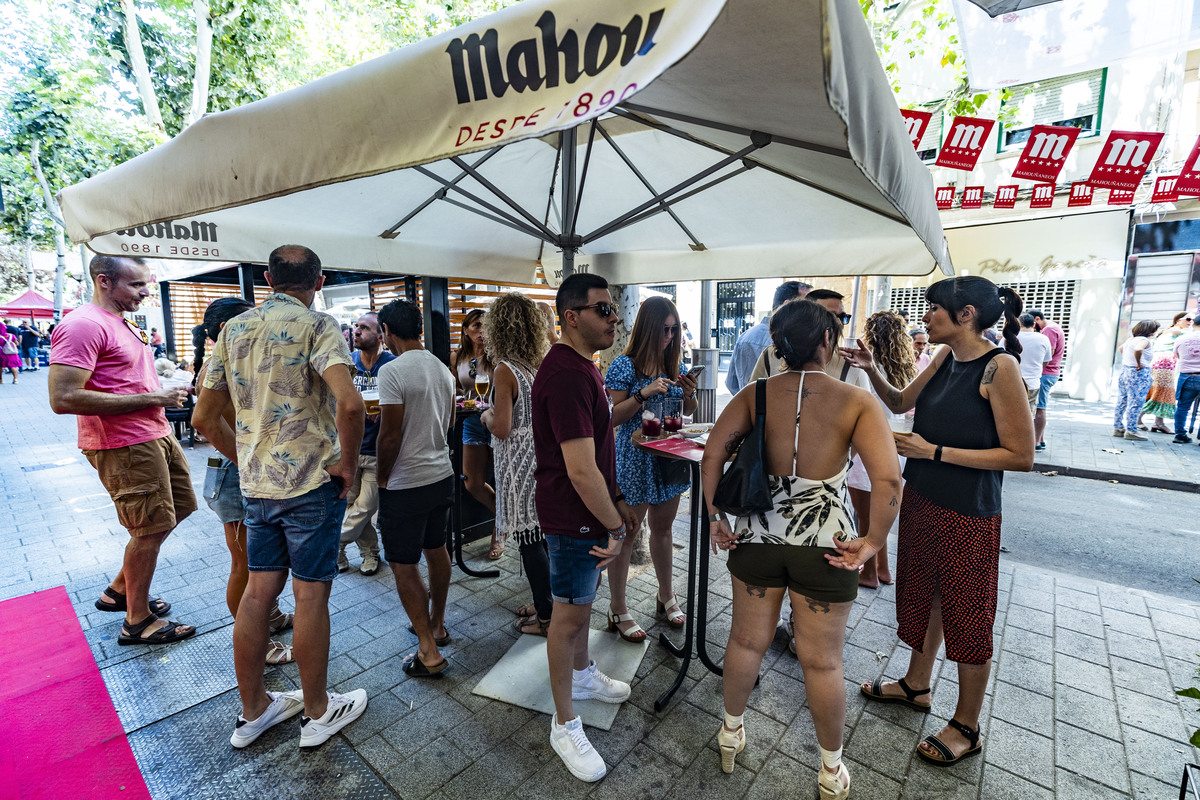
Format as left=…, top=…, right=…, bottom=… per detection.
left=903, top=348, right=1004, bottom=517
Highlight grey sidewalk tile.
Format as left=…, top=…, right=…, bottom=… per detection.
left=381, top=694, right=473, bottom=756
left=1106, top=630, right=1166, bottom=668
left=643, top=699, right=726, bottom=769
left=996, top=651, right=1054, bottom=697
left=1102, top=607, right=1158, bottom=640
left=897, top=769, right=978, bottom=800
left=1054, top=722, right=1131, bottom=793
left=356, top=733, right=405, bottom=776
left=383, top=736, right=473, bottom=800
left=1056, top=607, right=1105, bottom=639
left=1109, top=655, right=1175, bottom=698
left=1055, top=629, right=1109, bottom=666
left=1010, top=585, right=1056, bottom=612
left=1056, top=588, right=1102, bottom=615
left=1151, top=609, right=1200, bottom=642
left=663, top=749, right=757, bottom=800
left=1003, top=626, right=1055, bottom=663
left=984, top=717, right=1054, bottom=789
left=980, top=764, right=1054, bottom=800
left=743, top=668, right=805, bottom=725
left=1145, top=594, right=1200, bottom=616
left=591, top=743, right=682, bottom=800
left=1012, top=570, right=1056, bottom=592
left=847, top=712, right=921, bottom=781
left=1115, top=686, right=1188, bottom=740
left=1055, top=682, right=1120, bottom=739
left=584, top=701, right=659, bottom=766
left=514, top=754, right=598, bottom=800
left=1130, top=771, right=1180, bottom=800
left=445, top=699, right=535, bottom=756
left=1157, top=631, right=1200, bottom=663
left=1123, top=725, right=1198, bottom=787
left=848, top=618, right=904, bottom=653
left=1007, top=606, right=1055, bottom=637
left=1055, top=575, right=1100, bottom=595
left=744, top=750, right=814, bottom=800
left=1054, top=769, right=1135, bottom=800
left=342, top=689, right=412, bottom=745
left=993, top=680, right=1054, bottom=737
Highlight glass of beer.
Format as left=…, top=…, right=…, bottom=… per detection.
left=474, top=372, right=490, bottom=403
left=641, top=398, right=663, bottom=438
left=361, top=389, right=380, bottom=415
left=889, top=412, right=914, bottom=435
left=662, top=397, right=683, bottom=433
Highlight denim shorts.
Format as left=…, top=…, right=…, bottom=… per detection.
left=202, top=458, right=245, bottom=524
left=547, top=533, right=607, bottom=605
left=462, top=413, right=489, bottom=446
left=1037, top=374, right=1058, bottom=409
left=243, top=479, right=347, bottom=582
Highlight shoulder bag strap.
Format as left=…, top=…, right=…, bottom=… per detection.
left=839, top=360, right=851, bottom=382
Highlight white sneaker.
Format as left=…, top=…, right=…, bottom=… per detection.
left=230, top=690, right=305, bottom=749
left=298, top=689, right=368, bottom=748
left=571, top=661, right=630, bottom=704
left=550, top=714, right=607, bottom=782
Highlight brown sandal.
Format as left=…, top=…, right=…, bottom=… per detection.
left=515, top=616, right=551, bottom=636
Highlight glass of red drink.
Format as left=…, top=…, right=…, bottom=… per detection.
left=641, top=397, right=663, bottom=438
left=662, top=397, right=683, bottom=433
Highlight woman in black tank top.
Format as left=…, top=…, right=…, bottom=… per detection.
left=837, top=277, right=1035, bottom=768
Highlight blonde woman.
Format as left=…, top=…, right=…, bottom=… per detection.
left=848, top=311, right=916, bottom=588
left=480, top=294, right=553, bottom=634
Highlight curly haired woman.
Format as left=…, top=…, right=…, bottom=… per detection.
left=479, top=294, right=553, bottom=634
left=847, top=311, right=915, bottom=589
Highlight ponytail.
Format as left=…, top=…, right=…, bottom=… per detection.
left=195, top=297, right=254, bottom=388
left=998, top=286, right=1023, bottom=360
left=191, top=324, right=207, bottom=388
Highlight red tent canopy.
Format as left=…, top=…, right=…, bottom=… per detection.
left=0, top=290, right=73, bottom=322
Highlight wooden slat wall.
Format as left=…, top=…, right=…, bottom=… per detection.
left=169, top=282, right=243, bottom=359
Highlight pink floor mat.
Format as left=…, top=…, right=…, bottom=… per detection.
left=0, top=586, right=150, bottom=800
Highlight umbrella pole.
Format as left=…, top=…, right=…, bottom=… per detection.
left=560, top=128, right=579, bottom=276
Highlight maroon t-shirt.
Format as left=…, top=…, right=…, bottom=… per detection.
left=532, top=344, right=618, bottom=539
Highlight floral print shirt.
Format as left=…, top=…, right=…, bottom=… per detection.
left=203, top=293, right=353, bottom=499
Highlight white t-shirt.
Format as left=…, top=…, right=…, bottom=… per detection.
left=1121, top=336, right=1153, bottom=369
left=1016, top=330, right=1053, bottom=390
left=378, top=349, right=456, bottom=490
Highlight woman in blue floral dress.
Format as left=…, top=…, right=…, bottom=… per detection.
left=604, top=296, right=699, bottom=641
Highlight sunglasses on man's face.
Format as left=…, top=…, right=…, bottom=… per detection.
left=571, top=302, right=618, bottom=319
left=837, top=313, right=852, bottom=324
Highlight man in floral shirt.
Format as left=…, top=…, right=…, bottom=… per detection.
left=195, top=244, right=367, bottom=750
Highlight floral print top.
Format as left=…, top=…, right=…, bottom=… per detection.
left=203, top=293, right=353, bottom=499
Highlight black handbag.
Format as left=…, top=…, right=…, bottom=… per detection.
left=656, top=452, right=691, bottom=486
left=713, top=379, right=771, bottom=517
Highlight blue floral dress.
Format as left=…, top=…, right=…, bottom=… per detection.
left=605, top=355, right=691, bottom=506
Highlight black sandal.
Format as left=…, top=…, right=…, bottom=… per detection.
left=117, top=614, right=196, bottom=646
left=95, top=587, right=171, bottom=616
left=402, top=652, right=448, bottom=678
left=860, top=676, right=932, bottom=712
left=918, top=718, right=983, bottom=767
left=406, top=622, right=451, bottom=647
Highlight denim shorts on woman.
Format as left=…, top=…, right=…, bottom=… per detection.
left=462, top=413, right=490, bottom=446
left=547, top=534, right=607, bottom=605
left=242, top=479, right=346, bottom=582
left=202, top=457, right=245, bottom=524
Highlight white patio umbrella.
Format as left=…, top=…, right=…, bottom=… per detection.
left=59, top=0, right=953, bottom=285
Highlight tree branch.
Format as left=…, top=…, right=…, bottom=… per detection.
left=119, top=0, right=165, bottom=131
left=29, top=140, right=65, bottom=231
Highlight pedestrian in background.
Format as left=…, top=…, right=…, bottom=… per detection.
left=1171, top=320, right=1200, bottom=444
left=725, top=281, right=809, bottom=394
left=1016, top=314, right=1052, bottom=416
left=1143, top=312, right=1191, bottom=434
left=1030, top=309, right=1065, bottom=451
left=845, top=276, right=1033, bottom=769
left=1113, top=320, right=1160, bottom=441
left=194, top=244, right=368, bottom=749
left=0, top=326, right=21, bottom=383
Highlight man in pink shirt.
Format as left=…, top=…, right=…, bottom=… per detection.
left=1171, top=326, right=1200, bottom=444
left=1031, top=310, right=1066, bottom=451
left=49, top=256, right=197, bottom=645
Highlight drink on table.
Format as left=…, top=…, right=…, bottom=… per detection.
left=641, top=410, right=662, bottom=438
left=662, top=396, right=683, bottom=433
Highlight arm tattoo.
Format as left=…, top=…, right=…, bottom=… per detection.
left=981, top=359, right=999, bottom=386
left=805, top=597, right=831, bottom=614
left=724, top=430, right=748, bottom=456
left=744, top=584, right=768, bottom=598
left=889, top=495, right=898, bottom=507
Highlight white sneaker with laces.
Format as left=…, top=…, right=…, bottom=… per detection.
left=571, top=660, right=630, bottom=703
left=550, top=714, right=606, bottom=782
left=230, top=690, right=305, bottom=749
left=299, top=689, right=369, bottom=748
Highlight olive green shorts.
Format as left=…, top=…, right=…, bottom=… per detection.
left=726, top=543, right=858, bottom=603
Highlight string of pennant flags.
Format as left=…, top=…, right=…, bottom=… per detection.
left=901, top=109, right=1197, bottom=211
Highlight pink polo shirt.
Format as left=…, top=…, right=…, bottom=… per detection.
left=1175, top=331, right=1200, bottom=373
left=1041, top=322, right=1065, bottom=375
left=50, top=303, right=170, bottom=450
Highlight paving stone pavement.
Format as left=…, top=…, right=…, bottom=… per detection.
left=2, top=371, right=1199, bottom=799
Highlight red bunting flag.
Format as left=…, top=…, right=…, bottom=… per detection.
left=1012, top=125, right=1081, bottom=183
left=935, top=116, right=996, bottom=171
left=900, top=109, right=934, bottom=151
left=1067, top=183, right=1093, bottom=207
left=1151, top=175, right=1180, bottom=203
left=1030, top=184, right=1055, bottom=209
left=960, top=186, right=985, bottom=209
left=1086, top=131, right=1164, bottom=190
left=1177, top=136, right=1200, bottom=195
left=935, top=186, right=956, bottom=210
left=993, top=185, right=1018, bottom=209
left=1108, top=189, right=1135, bottom=206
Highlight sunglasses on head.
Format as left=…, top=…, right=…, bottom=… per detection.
left=571, top=302, right=618, bottom=319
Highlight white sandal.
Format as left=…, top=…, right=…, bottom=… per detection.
left=717, top=723, right=745, bottom=773
left=606, top=610, right=647, bottom=643
left=265, top=640, right=294, bottom=666
left=818, top=762, right=850, bottom=800
left=656, top=592, right=685, bottom=628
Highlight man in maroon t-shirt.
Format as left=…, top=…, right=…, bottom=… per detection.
left=532, top=273, right=638, bottom=783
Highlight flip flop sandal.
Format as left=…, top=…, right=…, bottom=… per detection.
left=406, top=622, right=451, bottom=647
left=265, top=641, right=294, bottom=666
left=513, top=603, right=537, bottom=618
left=117, top=614, right=196, bottom=646
left=514, top=617, right=551, bottom=636
left=859, top=676, right=932, bottom=712
left=268, top=610, right=294, bottom=634
left=402, top=652, right=448, bottom=678
left=917, top=719, right=983, bottom=767
left=95, top=587, right=171, bottom=616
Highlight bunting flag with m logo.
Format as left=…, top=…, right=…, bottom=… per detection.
left=993, top=185, right=1018, bottom=209
left=1151, top=175, right=1180, bottom=203
left=1175, top=136, right=1200, bottom=195
left=1067, top=183, right=1093, bottom=207
left=900, top=109, right=933, bottom=150
left=935, top=186, right=956, bottom=210
left=1086, top=131, right=1163, bottom=190
left=1011, top=125, right=1081, bottom=183
left=935, top=116, right=996, bottom=171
